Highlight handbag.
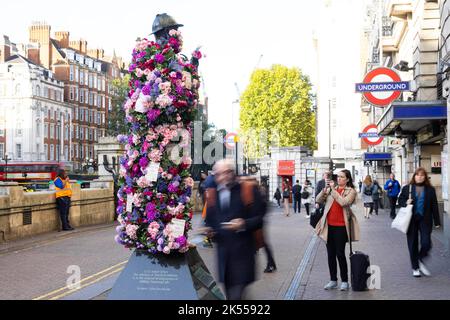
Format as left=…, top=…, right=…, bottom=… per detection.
left=391, top=185, right=413, bottom=234
left=310, top=206, right=324, bottom=228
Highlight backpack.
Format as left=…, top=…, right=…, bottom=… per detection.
left=301, top=190, right=310, bottom=199
left=363, top=185, right=373, bottom=196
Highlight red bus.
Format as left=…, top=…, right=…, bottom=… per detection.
left=0, top=162, right=62, bottom=182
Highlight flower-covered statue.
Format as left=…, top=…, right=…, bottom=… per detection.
left=115, top=14, right=202, bottom=254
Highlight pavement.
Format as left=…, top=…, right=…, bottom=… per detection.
left=0, top=195, right=449, bottom=300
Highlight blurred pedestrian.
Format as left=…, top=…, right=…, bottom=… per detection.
left=54, top=169, right=74, bottom=231
left=358, top=180, right=362, bottom=193
left=273, top=188, right=282, bottom=208
left=361, top=175, right=374, bottom=219
left=315, top=169, right=359, bottom=291
left=202, top=172, right=217, bottom=248
left=205, top=160, right=263, bottom=300
left=292, top=180, right=302, bottom=214
left=282, top=183, right=291, bottom=217
left=370, top=180, right=382, bottom=215
left=398, top=168, right=441, bottom=278
left=198, top=170, right=208, bottom=206
left=384, top=173, right=401, bottom=219
left=302, top=180, right=314, bottom=218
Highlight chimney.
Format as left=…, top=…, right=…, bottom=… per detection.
left=0, top=35, right=11, bottom=63
left=27, top=44, right=41, bottom=66
left=29, top=22, right=52, bottom=68
left=29, top=22, right=51, bottom=44
left=80, top=40, right=87, bottom=54
left=54, top=31, right=70, bottom=48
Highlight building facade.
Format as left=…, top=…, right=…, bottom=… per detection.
left=1, top=23, right=123, bottom=171
left=365, top=0, right=448, bottom=248
left=0, top=36, right=69, bottom=164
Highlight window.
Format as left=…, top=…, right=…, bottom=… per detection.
left=108, top=99, right=112, bottom=111
left=16, top=122, right=22, bottom=136
left=80, top=109, right=84, bottom=121
left=76, top=145, right=79, bottom=158
left=75, top=88, right=78, bottom=102
left=36, top=120, right=41, bottom=138
left=90, top=111, right=93, bottom=123
left=85, top=109, right=88, bottom=121
left=89, top=129, right=93, bottom=141
left=36, top=85, right=41, bottom=97
left=44, top=87, right=49, bottom=98
left=16, top=144, right=22, bottom=159
left=50, top=124, right=54, bottom=139
left=75, top=107, right=79, bottom=120
left=75, top=67, right=79, bottom=82
left=80, top=127, right=84, bottom=140
left=97, top=95, right=102, bottom=108
left=97, top=113, right=101, bottom=125
left=70, top=145, right=74, bottom=159
left=0, top=143, right=4, bottom=159
left=93, top=75, right=97, bottom=89
left=44, top=123, right=48, bottom=138
left=65, top=126, right=69, bottom=140
left=64, top=146, right=68, bottom=160
left=76, top=126, right=79, bottom=139
left=80, top=89, right=84, bottom=103
left=102, top=96, right=105, bottom=109
left=89, top=74, right=93, bottom=88
left=70, top=65, right=74, bottom=81
left=102, top=79, right=105, bottom=92
left=69, top=87, right=74, bottom=100
left=97, top=78, right=101, bottom=90
left=0, top=120, right=5, bottom=136
left=89, top=92, right=94, bottom=105
left=50, top=145, right=54, bottom=160
left=36, top=144, right=40, bottom=161
left=80, top=70, right=84, bottom=84
left=44, top=144, right=48, bottom=160
left=56, top=145, right=60, bottom=161
left=85, top=71, right=88, bottom=85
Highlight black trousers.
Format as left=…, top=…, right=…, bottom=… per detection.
left=276, top=199, right=281, bottom=207
left=264, top=242, right=276, bottom=268
left=389, top=196, right=398, bottom=218
left=407, top=216, right=432, bottom=270
left=305, top=203, right=310, bottom=216
left=56, top=196, right=71, bottom=229
left=369, top=199, right=379, bottom=214
left=225, top=283, right=246, bottom=300
left=326, top=226, right=348, bottom=282
left=293, top=197, right=302, bottom=213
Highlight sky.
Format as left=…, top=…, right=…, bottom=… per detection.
left=0, top=0, right=321, bottom=132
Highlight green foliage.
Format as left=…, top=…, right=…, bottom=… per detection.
left=240, top=65, right=316, bottom=159
left=107, top=74, right=130, bottom=137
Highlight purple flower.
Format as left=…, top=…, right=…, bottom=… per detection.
left=139, top=157, right=149, bottom=169
left=176, top=86, right=184, bottom=95
left=154, top=54, right=165, bottom=64
left=126, top=177, right=133, bottom=187
left=146, top=203, right=157, bottom=220
left=176, top=235, right=187, bottom=247
left=129, top=64, right=137, bottom=72
left=147, top=109, right=161, bottom=122
left=157, top=237, right=164, bottom=245
left=142, top=84, right=151, bottom=96
left=168, top=183, right=178, bottom=193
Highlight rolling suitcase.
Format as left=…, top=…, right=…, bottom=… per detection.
left=348, top=214, right=370, bottom=291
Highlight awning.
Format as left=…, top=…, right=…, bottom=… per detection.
left=377, top=100, right=447, bottom=136
left=363, top=153, right=392, bottom=161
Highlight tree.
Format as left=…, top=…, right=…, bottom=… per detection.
left=240, top=65, right=316, bottom=159
left=107, top=74, right=130, bottom=136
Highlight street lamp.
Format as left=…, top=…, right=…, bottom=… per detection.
left=2, top=154, right=10, bottom=182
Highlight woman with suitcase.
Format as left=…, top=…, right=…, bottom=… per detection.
left=315, top=169, right=359, bottom=291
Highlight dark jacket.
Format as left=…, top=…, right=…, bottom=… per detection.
left=292, top=184, right=302, bottom=199
left=398, top=184, right=441, bottom=231
left=315, top=179, right=326, bottom=199
left=274, top=190, right=281, bottom=200
left=205, top=182, right=263, bottom=285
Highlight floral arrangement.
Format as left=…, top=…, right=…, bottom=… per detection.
left=115, top=29, right=202, bottom=254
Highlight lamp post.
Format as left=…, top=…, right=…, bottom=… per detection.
left=3, top=154, right=10, bottom=182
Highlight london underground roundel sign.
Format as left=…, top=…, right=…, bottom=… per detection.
left=355, top=67, right=410, bottom=107
left=359, top=124, right=384, bottom=146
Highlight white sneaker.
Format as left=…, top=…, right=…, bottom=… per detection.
left=412, top=269, right=421, bottom=277
left=305, top=215, right=310, bottom=219
left=340, top=282, right=350, bottom=291
left=419, top=261, right=431, bottom=276
left=324, top=281, right=338, bottom=290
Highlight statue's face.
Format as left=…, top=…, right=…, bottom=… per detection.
left=155, top=26, right=179, bottom=41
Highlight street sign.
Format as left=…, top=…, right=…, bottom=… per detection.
left=356, top=67, right=409, bottom=107
left=359, top=124, right=384, bottom=146
left=224, top=133, right=238, bottom=150
left=364, top=161, right=372, bottom=167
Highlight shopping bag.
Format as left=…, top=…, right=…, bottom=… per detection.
left=391, top=185, right=413, bottom=234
